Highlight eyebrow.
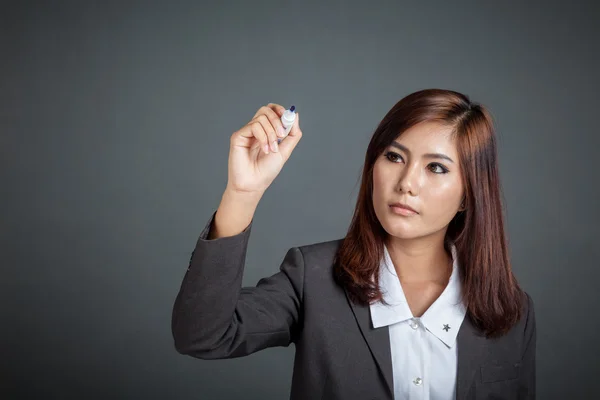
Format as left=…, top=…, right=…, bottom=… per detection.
left=389, top=141, right=455, bottom=163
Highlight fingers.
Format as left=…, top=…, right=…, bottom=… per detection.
left=254, top=115, right=279, bottom=153
left=248, top=120, right=270, bottom=154
left=235, top=103, right=296, bottom=156
left=253, top=103, right=286, bottom=119
left=252, top=105, right=287, bottom=153
left=253, top=105, right=286, bottom=138
left=261, top=106, right=287, bottom=138
left=268, top=103, right=286, bottom=118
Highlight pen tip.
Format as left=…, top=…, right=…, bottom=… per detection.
left=290, top=105, right=296, bottom=112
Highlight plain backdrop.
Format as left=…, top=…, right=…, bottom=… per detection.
left=2, top=1, right=599, bottom=399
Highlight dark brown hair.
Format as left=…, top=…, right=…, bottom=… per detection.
left=333, top=88, right=524, bottom=338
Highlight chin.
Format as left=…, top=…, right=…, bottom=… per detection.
left=380, top=220, right=422, bottom=240
left=386, top=231, right=422, bottom=240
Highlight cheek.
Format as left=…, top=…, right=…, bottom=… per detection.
left=423, top=180, right=463, bottom=211
left=372, top=165, right=388, bottom=199
left=372, top=182, right=385, bottom=208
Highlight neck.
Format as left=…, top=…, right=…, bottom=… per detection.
left=385, top=233, right=452, bottom=285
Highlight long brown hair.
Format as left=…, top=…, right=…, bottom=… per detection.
left=333, top=88, right=523, bottom=338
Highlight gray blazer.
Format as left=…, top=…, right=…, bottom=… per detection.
left=172, top=211, right=536, bottom=399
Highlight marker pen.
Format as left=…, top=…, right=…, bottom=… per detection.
left=277, top=105, right=296, bottom=144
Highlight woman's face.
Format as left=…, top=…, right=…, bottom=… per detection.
left=372, top=121, right=465, bottom=241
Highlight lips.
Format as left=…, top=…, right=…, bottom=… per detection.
left=389, top=202, right=418, bottom=214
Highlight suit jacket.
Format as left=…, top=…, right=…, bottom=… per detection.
left=172, top=211, right=536, bottom=399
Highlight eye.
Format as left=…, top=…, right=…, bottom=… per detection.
left=384, top=151, right=403, bottom=163
left=385, top=151, right=449, bottom=174
left=429, top=163, right=449, bottom=174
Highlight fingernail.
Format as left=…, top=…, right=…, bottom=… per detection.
left=263, top=144, right=270, bottom=154
left=271, top=140, right=279, bottom=152
left=277, top=126, right=285, bottom=137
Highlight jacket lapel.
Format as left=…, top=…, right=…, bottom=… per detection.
left=456, top=314, right=488, bottom=399
left=344, top=288, right=394, bottom=398
left=346, top=286, right=489, bottom=400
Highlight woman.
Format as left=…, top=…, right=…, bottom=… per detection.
left=171, top=89, right=536, bottom=400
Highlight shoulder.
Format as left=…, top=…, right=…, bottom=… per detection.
left=523, top=291, right=535, bottom=313
left=474, top=290, right=536, bottom=364
left=521, top=290, right=536, bottom=341
left=295, top=237, right=345, bottom=261
left=502, top=290, right=535, bottom=353
left=511, top=290, right=536, bottom=373
left=283, top=238, right=345, bottom=279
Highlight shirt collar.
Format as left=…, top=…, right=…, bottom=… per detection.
left=370, top=243, right=466, bottom=348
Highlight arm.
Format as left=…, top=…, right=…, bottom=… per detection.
left=518, top=292, right=536, bottom=399
left=171, top=209, right=305, bottom=359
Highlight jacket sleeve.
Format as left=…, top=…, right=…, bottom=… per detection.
left=518, top=291, right=536, bottom=399
left=171, top=210, right=304, bottom=359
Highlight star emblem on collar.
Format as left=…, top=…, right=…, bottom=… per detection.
left=443, top=324, right=451, bottom=332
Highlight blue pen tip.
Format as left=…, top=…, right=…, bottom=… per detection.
left=290, top=105, right=296, bottom=112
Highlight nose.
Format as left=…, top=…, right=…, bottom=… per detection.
left=396, top=163, right=419, bottom=195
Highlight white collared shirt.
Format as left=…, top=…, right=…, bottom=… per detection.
left=370, top=244, right=467, bottom=400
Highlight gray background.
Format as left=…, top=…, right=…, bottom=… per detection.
left=2, top=0, right=599, bottom=399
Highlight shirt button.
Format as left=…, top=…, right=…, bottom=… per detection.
left=413, top=377, right=423, bottom=386
left=409, top=319, right=418, bottom=329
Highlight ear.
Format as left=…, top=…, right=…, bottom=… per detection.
left=458, top=197, right=466, bottom=212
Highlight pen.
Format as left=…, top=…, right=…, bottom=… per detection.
left=277, top=105, right=296, bottom=144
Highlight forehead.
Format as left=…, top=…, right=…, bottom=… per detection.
left=393, top=121, right=457, bottom=155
